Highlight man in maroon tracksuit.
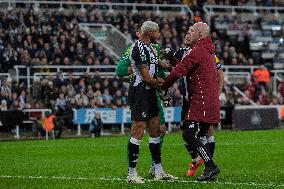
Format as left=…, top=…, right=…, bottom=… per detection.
left=162, top=22, right=220, bottom=181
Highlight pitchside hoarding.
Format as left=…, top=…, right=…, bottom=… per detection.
left=233, top=106, right=280, bottom=130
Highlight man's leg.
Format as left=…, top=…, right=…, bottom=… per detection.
left=180, top=101, right=204, bottom=176
left=182, top=120, right=220, bottom=181
left=127, top=120, right=146, bottom=183
left=147, top=115, right=162, bottom=175
left=150, top=93, right=166, bottom=176
left=185, top=142, right=204, bottom=177
left=207, top=125, right=216, bottom=158
left=149, top=124, right=166, bottom=177
left=184, top=125, right=207, bottom=177
left=147, top=115, right=176, bottom=180
left=98, top=129, right=101, bottom=137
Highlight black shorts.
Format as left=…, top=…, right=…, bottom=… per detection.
left=128, top=83, right=159, bottom=121
left=182, top=120, right=211, bottom=138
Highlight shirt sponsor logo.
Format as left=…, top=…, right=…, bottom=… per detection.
left=141, top=112, right=147, bottom=118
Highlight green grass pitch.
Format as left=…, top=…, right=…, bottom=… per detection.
left=0, top=130, right=283, bottom=189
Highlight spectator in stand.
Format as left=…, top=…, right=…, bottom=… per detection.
left=112, top=90, right=122, bottom=104
left=270, top=97, right=279, bottom=105
left=75, top=98, right=85, bottom=109
left=18, top=90, right=27, bottom=110
left=104, top=98, right=114, bottom=108
left=53, top=72, right=66, bottom=88
left=103, top=88, right=112, bottom=102
left=243, top=79, right=259, bottom=101
left=94, top=90, right=104, bottom=107
left=0, top=99, right=8, bottom=111
left=258, top=91, right=270, bottom=105
left=172, top=89, right=183, bottom=106
left=75, top=89, right=89, bottom=107
left=278, top=79, right=284, bottom=98
left=30, top=102, right=44, bottom=137
left=0, top=79, right=11, bottom=102
left=7, top=92, right=17, bottom=110
left=113, top=99, right=123, bottom=108
left=252, top=64, right=270, bottom=91
left=241, top=90, right=252, bottom=105
left=55, top=93, right=67, bottom=112
left=43, top=81, right=57, bottom=108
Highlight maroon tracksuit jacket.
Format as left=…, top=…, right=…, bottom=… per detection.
left=162, top=37, right=220, bottom=124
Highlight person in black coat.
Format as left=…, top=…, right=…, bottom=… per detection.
left=89, top=112, right=102, bottom=137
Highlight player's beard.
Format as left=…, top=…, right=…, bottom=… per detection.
left=150, top=35, right=159, bottom=44
left=184, top=41, right=192, bottom=47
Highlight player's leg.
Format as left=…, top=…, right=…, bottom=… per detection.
left=126, top=85, right=147, bottom=183
left=149, top=93, right=166, bottom=177
left=147, top=115, right=176, bottom=181
left=180, top=101, right=204, bottom=176
left=127, top=120, right=146, bottom=183
left=207, top=125, right=216, bottom=158
left=147, top=91, right=176, bottom=181
left=157, top=94, right=166, bottom=151
left=185, top=144, right=204, bottom=177
left=182, top=121, right=220, bottom=181
left=181, top=100, right=195, bottom=159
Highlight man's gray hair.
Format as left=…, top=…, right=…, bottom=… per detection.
left=140, top=21, right=159, bottom=35
left=194, top=22, right=210, bottom=36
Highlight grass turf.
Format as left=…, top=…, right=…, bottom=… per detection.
left=0, top=130, right=283, bottom=189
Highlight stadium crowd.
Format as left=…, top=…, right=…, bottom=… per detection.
left=73, top=0, right=284, bottom=6
left=0, top=0, right=284, bottom=115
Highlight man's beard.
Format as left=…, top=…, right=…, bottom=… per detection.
left=184, top=41, right=192, bottom=47
left=150, top=36, right=158, bottom=44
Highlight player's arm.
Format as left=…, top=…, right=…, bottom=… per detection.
left=153, top=44, right=170, bottom=79
left=137, top=65, right=161, bottom=89
left=217, top=69, right=224, bottom=93
left=162, top=48, right=197, bottom=90
left=216, top=60, right=224, bottom=93
left=164, top=48, right=179, bottom=67
left=156, top=66, right=166, bottom=80
left=164, top=48, right=184, bottom=67
left=115, top=45, right=132, bottom=77
left=115, top=58, right=131, bottom=77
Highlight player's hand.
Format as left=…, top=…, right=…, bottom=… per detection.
left=164, top=47, right=174, bottom=61
left=157, top=77, right=164, bottom=85
left=128, top=66, right=133, bottom=75
left=160, top=125, right=167, bottom=135
left=135, top=31, right=141, bottom=38
left=162, top=87, right=173, bottom=107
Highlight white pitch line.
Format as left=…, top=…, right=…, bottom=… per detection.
left=1, top=142, right=280, bottom=149
left=0, top=175, right=283, bottom=188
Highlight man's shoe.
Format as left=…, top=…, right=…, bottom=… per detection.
left=154, top=173, right=178, bottom=181
left=187, top=159, right=204, bottom=177
left=149, top=166, right=155, bottom=178
left=127, top=175, right=145, bottom=184
left=196, top=166, right=220, bottom=181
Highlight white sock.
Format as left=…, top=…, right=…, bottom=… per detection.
left=150, top=165, right=155, bottom=173
left=149, top=137, right=160, bottom=144
left=154, top=163, right=165, bottom=176
left=207, top=136, right=215, bottom=143
left=128, top=167, right=137, bottom=177
left=130, top=137, right=141, bottom=145
left=200, top=136, right=207, bottom=145
left=192, top=157, right=199, bottom=163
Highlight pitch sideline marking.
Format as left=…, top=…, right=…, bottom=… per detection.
left=0, top=175, right=283, bottom=188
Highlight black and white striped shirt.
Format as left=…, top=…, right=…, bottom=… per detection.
left=130, top=40, right=158, bottom=88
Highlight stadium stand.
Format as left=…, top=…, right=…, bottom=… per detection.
left=0, top=0, right=284, bottom=138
